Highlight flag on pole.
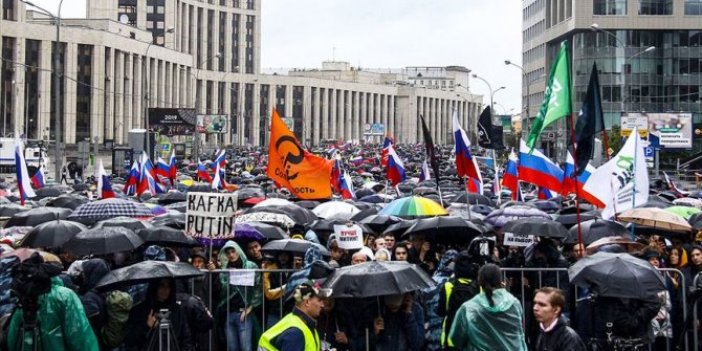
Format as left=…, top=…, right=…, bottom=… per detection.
left=380, top=136, right=394, bottom=167
left=502, top=150, right=520, bottom=201
left=583, top=128, right=649, bottom=219
left=96, top=159, right=116, bottom=199
left=663, top=172, right=688, bottom=196
left=168, top=150, right=177, bottom=186
left=155, top=157, right=171, bottom=180
left=211, top=149, right=226, bottom=171
left=137, top=151, right=163, bottom=196
left=575, top=62, right=605, bottom=175
left=467, top=177, right=483, bottom=194
left=538, top=187, right=555, bottom=200
left=562, top=151, right=605, bottom=207
left=31, top=165, right=46, bottom=189
left=330, top=157, right=342, bottom=194
left=385, top=144, right=407, bottom=186
left=197, top=159, right=213, bottom=182
left=15, top=140, right=36, bottom=204
left=339, top=171, right=355, bottom=200
left=211, top=162, right=226, bottom=190
left=518, top=139, right=564, bottom=193
left=419, top=115, right=441, bottom=184
left=123, top=160, right=140, bottom=195
left=527, top=41, right=573, bottom=149
left=453, top=112, right=482, bottom=184
left=419, top=160, right=431, bottom=182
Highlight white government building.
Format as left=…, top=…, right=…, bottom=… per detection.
left=0, top=0, right=483, bottom=150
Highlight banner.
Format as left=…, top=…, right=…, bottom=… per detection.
left=620, top=114, right=649, bottom=138
left=185, top=192, right=238, bottom=240
left=333, top=224, right=364, bottom=250
left=148, top=108, right=197, bottom=135
left=197, top=114, right=228, bottom=134
left=267, top=109, right=333, bottom=199
left=648, top=113, right=692, bottom=149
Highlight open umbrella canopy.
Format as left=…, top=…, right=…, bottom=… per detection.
left=68, top=198, right=153, bottom=224
left=312, top=201, right=361, bottom=221
left=247, top=203, right=317, bottom=225
left=618, top=207, right=691, bottom=233
left=382, top=219, right=417, bottom=238
left=33, top=186, right=65, bottom=199
left=402, top=216, right=483, bottom=244
left=63, top=227, right=144, bottom=256
left=232, top=223, right=266, bottom=243
left=569, top=252, right=664, bottom=300
left=95, top=216, right=153, bottom=232
left=378, top=196, right=448, bottom=219
left=262, top=239, right=330, bottom=257
left=46, top=194, right=89, bottom=210
left=564, top=218, right=629, bottom=245
left=96, top=261, right=203, bottom=291
left=0, top=204, right=29, bottom=218
left=530, top=200, right=560, bottom=214
left=4, top=207, right=72, bottom=228
left=502, top=217, right=568, bottom=239
left=450, top=193, right=492, bottom=206
left=586, top=236, right=646, bottom=255
left=236, top=212, right=296, bottom=229
left=554, top=211, right=600, bottom=229
left=664, top=205, right=701, bottom=220
left=673, top=197, right=702, bottom=209
left=149, top=212, right=186, bottom=229
left=137, top=227, right=198, bottom=247
left=157, top=191, right=187, bottom=205
left=485, top=205, right=551, bottom=228
left=244, top=222, right=287, bottom=241
left=359, top=215, right=402, bottom=233
left=323, top=261, right=435, bottom=298
left=19, top=220, right=87, bottom=249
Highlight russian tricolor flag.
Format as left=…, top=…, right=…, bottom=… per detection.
left=339, top=171, right=355, bottom=199
left=502, top=150, right=520, bottom=201
left=419, top=160, right=431, bottom=182
left=211, top=162, right=226, bottom=190
left=467, top=177, right=483, bottom=194
left=197, top=159, right=213, bottom=182
left=31, top=165, right=46, bottom=189
left=350, top=156, right=364, bottom=167
left=96, top=159, right=116, bottom=199
left=123, top=160, right=140, bottom=196
left=210, top=149, right=226, bottom=171
left=453, top=112, right=482, bottom=183
left=562, top=152, right=605, bottom=207
left=168, top=150, right=177, bottom=186
left=15, top=140, right=36, bottom=205
left=330, top=158, right=342, bottom=193
left=155, top=157, right=170, bottom=180
left=380, top=136, right=394, bottom=167
left=538, top=187, right=555, bottom=200
left=385, top=144, right=406, bottom=186
left=137, top=151, right=164, bottom=196
left=518, top=139, right=563, bottom=194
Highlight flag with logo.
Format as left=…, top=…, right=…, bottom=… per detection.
left=583, top=128, right=649, bottom=219
left=527, top=41, right=572, bottom=149
left=267, top=109, right=333, bottom=199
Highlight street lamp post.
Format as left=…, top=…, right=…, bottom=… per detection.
left=192, top=52, right=221, bottom=161
left=143, top=27, right=174, bottom=161
left=504, top=60, right=530, bottom=135
left=471, top=73, right=506, bottom=122
left=20, top=0, right=64, bottom=180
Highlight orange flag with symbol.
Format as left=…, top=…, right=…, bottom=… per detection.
left=267, top=109, right=333, bottom=199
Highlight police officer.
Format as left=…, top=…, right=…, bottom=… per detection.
left=258, top=281, right=330, bottom=351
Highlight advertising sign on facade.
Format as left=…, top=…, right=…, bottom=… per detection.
left=149, top=108, right=197, bottom=136
left=197, top=115, right=228, bottom=134
left=620, top=114, right=649, bottom=138
left=647, top=113, right=692, bottom=149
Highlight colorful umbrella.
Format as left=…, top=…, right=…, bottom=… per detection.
left=377, top=196, right=448, bottom=219
left=664, top=206, right=701, bottom=220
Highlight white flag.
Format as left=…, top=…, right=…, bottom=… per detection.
left=583, top=128, right=649, bottom=219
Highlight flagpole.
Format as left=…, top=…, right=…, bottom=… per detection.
left=630, top=130, right=637, bottom=239
left=464, top=176, right=473, bottom=220
left=568, top=113, right=585, bottom=249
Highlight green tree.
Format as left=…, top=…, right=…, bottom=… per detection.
left=608, top=125, right=622, bottom=156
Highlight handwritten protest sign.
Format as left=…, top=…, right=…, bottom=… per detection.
left=186, top=192, right=238, bottom=241
left=333, top=224, right=364, bottom=250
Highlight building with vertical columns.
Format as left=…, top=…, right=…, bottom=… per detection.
left=0, top=0, right=482, bottom=152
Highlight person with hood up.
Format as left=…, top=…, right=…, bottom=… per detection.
left=123, top=278, right=193, bottom=351
left=7, top=252, right=99, bottom=351
left=77, top=258, right=111, bottom=348
left=214, top=240, right=262, bottom=351
left=448, top=263, right=527, bottom=351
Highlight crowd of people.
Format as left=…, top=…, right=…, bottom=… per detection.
left=0, top=143, right=700, bottom=351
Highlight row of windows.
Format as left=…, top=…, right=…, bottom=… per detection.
left=573, top=31, right=702, bottom=50
left=523, top=20, right=545, bottom=43
left=546, top=0, right=573, bottom=27
left=523, top=44, right=546, bottom=65
left=594, top=0, right=702, bottom=15
left=523, top=0, right=546, bottom=20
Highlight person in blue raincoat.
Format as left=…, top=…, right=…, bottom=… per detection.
left=7, top=253, right=99, bottom=351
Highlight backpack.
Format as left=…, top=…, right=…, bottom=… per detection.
left=101, top=290, right=133, bottom=349
left=177, top=293, right=214, bottom=334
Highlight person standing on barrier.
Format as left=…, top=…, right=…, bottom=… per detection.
left=532, top=287, right=586, bottom=351
left=215, top=240, right=263, bottom=351
left=258, top=281, right=330, bottom=351
left=448, top=263, right=527, bottom=351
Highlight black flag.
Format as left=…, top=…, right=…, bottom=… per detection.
left=419, top=115, right=441, bottom=185
left=575, top=63, right=605, bottom=176
left=477, top=106, right=504, bottom=149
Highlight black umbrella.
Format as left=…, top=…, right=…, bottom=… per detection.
left=149, top=212, right=186, bottom=229
left=450, top=193, right=492, bottom=206
left=354, top=188, right=375, bottom=199
left=137, top=227, right=199, bottom=247
left=235, top=187, right=266, bottom=200
left=72, top=183, right=90, bottom=192
left=382, top=219, right=417, bottom=238
left=33, top=187, right=65, bottom=199
left=95, top=261, right=204, bottom=291
left=96, top=216, right=153, bottom=232
left=157, top=192, right=187, bottom=205
left=4, top=207, right=72, bottom=228
left=295, top=200, right=321, bottom=210
left=349, top=207, right=379, bottom=222
left=554, top=211, right=600, bottom=229
left=470, top=204, right=494, bottom=216
left=19, top=220, right=88, bottom=248
left=564, top=218, right=629, bottom=245
left=636, top=199, right=670, bottom=209
left=0, top=204, right=29, bottom=218
left=531, top=200, right=560, bottom=214
left=502, top=217, right=568, bottom=239
left=63, top=227, right=144, bottom=256
left=245, top=222, right=287, bottom=241
left=46, top=195, right=89, bottom=210
left=247, top=204, right=317, bottom=225
left=359, top=215, right=403, bottom=233
left=569, top=252, right=665, bottom=300
left=165, top=202, right=187, bottom=213
left=402, top=216, right=483, bottom=244
left=262, top=239, right=330, bottom=257
left=322, top=261, right=435, bottom=298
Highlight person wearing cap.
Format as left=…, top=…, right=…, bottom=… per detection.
left=258, top=282, right=328, bottom=351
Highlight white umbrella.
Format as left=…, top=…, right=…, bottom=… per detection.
left=312, top=201, right=361, bottom=220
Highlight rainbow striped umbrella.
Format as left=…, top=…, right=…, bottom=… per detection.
left=378, top=196, right=448, bottom=219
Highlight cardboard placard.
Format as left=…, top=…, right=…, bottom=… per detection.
left=503, top=232, right=535, bottom=247
left=333, top=224, right=364, bottom=250
left=186, top=192, right=238, bottom=240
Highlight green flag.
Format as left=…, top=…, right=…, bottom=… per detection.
left=526, top=41, right=572, bottom=149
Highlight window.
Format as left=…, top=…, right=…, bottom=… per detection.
left=593, top=0, right=627, bottom=15
left=639, top=0, right=673, bottom=14
left=685, top=0, right=702, bottom=14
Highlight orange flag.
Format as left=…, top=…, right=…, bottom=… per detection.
left=267, top=109, right=333, bottom=199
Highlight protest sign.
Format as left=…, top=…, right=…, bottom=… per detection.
left=229, top=270, right=255, bottom=286
left=503, top=232, right=535, bottom=247
left=186, top=192, right=238, bottom=241
left=333, top=224, right=364, bottom=250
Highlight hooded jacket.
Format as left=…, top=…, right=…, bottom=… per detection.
left=448, top=288, right=527, bottom=351
left=8, top=277, right=99, bottom=351
left=216, top=240, right=262, bottom=312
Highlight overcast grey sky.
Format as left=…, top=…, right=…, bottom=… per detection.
left=31, top=0, right=523, bottom=113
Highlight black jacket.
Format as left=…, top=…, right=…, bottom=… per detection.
left=536, top=316, right=587, bottom=351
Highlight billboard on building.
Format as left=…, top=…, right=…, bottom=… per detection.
left=197, top=115, right=228, bottom=134
left=648, top=113, right=692, bottom=149
left=620, top=114, right=649, bottom=138
left=148, top=108, right=197, bottom=136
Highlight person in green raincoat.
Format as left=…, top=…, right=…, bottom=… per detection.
left=448, top=263, right=527, bottom=351
left=7, top=253, right=99, bottom=351
left=212, top=240, right=262, bottom=351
